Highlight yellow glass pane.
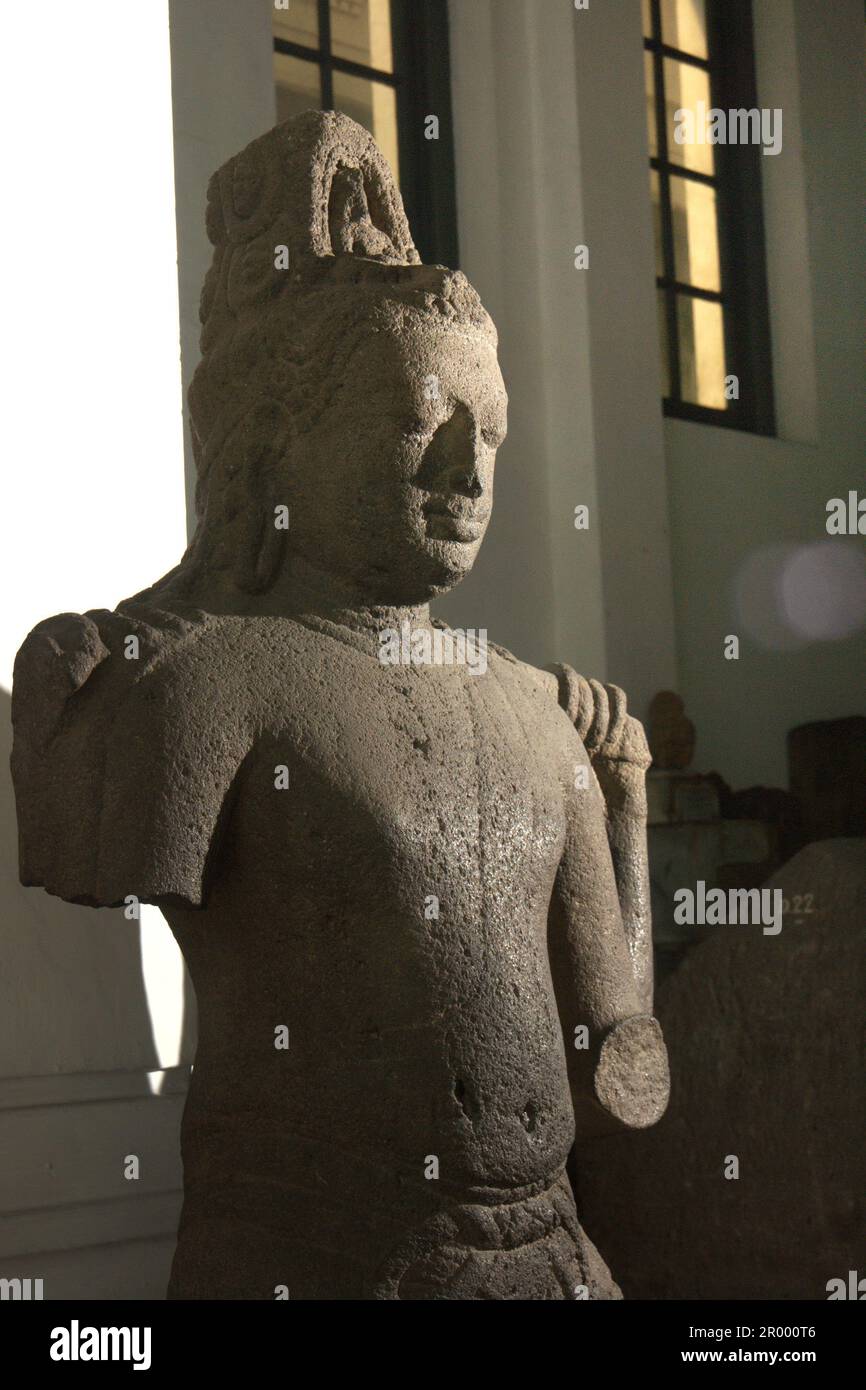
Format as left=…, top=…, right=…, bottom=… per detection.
left=660, top=0, right=708, bottom=59
left=642, top=0, right=654, bottom=37
left=658, top=290, right=671, bottom=397
left=671, top=176, right=721, bottom=290
left=645, top=51, right=657, bottom=157
left=273, top=0, right=319, bottom=49
left=678, top=295, right=727, bottom=408
left=332, top=72, right=399, bottom=181
left=650, top=169, right=663, bottom=278
left=274, top=52, right=321, bottom=126
left=331, top=0, right=394, bottom=72
left=664, top=57, right=714, bottom=175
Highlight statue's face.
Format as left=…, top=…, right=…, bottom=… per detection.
left=289, top=317, right=508, bottom=605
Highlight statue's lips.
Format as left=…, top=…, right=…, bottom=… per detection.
left=424, top=503, right=490, bottom=543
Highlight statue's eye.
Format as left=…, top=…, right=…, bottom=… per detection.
left=402, top=416, right=437, bottom=443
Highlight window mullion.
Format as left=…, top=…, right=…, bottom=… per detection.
left=651, top=0, right=681, bottom=402
left=318, top=0, right=334, bottom=109
left=650, top=157, right=718, bottom=191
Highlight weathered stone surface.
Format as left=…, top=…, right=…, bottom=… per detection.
left=11, top=113, right=667, bottom=1299
left=574, top=839, right=866, bottom=1299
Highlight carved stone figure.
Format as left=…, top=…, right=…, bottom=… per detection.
left=11, top=113, right=668, bottom=1300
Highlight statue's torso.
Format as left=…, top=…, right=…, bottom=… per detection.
left=14, top=606, right=625, bottom=1297
left=166, top=618, right=587, bottom=1202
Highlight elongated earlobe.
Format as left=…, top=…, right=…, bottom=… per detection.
left=236, top=497, right=288, bottom=594
left=233, top=402, right=292, bottom=594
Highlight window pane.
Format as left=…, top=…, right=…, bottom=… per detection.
left=642, top=0, right=654, bottom=38
left=331, top=0, right=394, bottom=72
left=650, top=170, right=663, bottom=278
left=332, top=72, right=399, bottom=180
left=664, top=58, right=714, bottom=174
left=275, top=52, right=321, bottom=125
left=671, top=175, right=721, bottom=290
left=273, top=0, right=319, bottom=49
left=660, top=0, right=708, bottom=59
left=658, top=290, right=672, bottom=397
left=677, top=295, right=727, bottom=408
left=645, top=51, right=657, bottom=157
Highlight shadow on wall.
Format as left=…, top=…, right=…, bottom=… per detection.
left=0, top=687, right=191, bottom=1298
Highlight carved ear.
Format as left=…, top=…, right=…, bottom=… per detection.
left=233, top=401, right=292, bottom=594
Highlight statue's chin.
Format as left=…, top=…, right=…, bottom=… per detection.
left=342, top=535, right=483, bottom=606
left=415, top=537, right=481, bottom=595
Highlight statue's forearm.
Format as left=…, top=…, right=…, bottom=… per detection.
left=592, top=756, right=654, bottom=1015
left=543, top=665, right=667, bottom=1134
left=546, top=665, right=655, bottom=1013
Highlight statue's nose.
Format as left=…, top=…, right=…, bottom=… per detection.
left=446, top=459, right=484, bottom=499
left=442, top=407, right=486, bottom=497
left=416, top=403, right=489, bottom=500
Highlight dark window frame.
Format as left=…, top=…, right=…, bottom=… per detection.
left=646, top=0, right=775, bottom=435
left=273, top=0, right=458, bottom=268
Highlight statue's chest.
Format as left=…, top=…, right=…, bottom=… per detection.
left=236, top=646, right=570, bottom=900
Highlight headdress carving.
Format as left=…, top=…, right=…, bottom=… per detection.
left=198, top=110, right=422, bottom=353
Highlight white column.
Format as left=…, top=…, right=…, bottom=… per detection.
left=444, top=0, right=677, bottom=715
left=168, top=0, right=277, bottom=527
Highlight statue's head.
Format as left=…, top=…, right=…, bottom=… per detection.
left=171, top=112, right=507, bottom=610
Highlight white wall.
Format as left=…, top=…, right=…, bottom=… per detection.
left=0, top=0, right=281, bottom=1301
left=168, top=0, right=276, bottom=522
left=442, top=0, right=678, bottom=717
left=0, top=0, right=191, bottom=1299
left=665, top=0, right=866, bottom=787
left=447, top=0, right=865, bottom=788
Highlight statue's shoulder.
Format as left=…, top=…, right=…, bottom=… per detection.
left=12, top=603, right=218, bottom=738
left=486, top=641, right=559, bottom=701
left=12, top=604, right=252, bottom=909
left=486, top=643, right=650, bottom=766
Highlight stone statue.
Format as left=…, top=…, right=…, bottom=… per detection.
left=648, top=690, right=696, bottom=772
left=11, top=113, right=668, bottom=1300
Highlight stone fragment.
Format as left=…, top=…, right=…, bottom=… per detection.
left=574, top=838, right=866, bottom=1299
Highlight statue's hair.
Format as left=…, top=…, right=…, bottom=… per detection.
left=149, top=112, right=496, bottom=603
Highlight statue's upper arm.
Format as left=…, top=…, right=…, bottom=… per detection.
left=12, top=608, right=249, bottom=910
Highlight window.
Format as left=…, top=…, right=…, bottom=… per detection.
left=643, top=0, right=774, bottom=433
left=273, top=0, right=458, bottom=267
